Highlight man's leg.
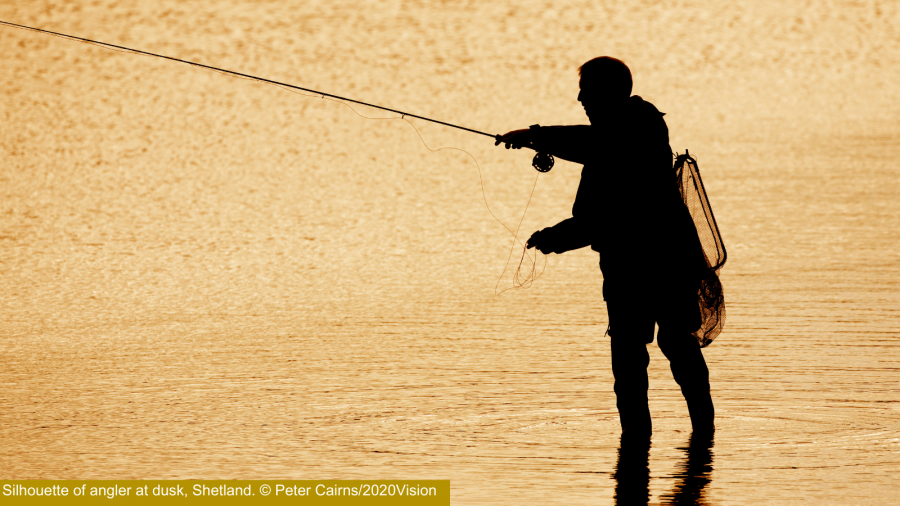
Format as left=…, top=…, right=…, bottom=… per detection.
left=657, top=327, right=715, bottom=433
left=606, top=300, right=656, bottom=436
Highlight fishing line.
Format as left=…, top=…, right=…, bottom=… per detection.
left=272, top=81, right=548, bottom=292
left=0, top=19, right=547, bottom=293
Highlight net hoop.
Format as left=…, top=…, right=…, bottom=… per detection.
left=674, top=151, right=727, bottom=347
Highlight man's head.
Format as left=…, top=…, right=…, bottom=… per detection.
left=577, top=56, right=632, bottom=123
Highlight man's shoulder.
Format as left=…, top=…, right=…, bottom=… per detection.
left=629, top=95, right=666, bottom=119
left=626, top=96, right=669, bottom=144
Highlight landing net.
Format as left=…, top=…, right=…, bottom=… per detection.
left=675, top=152, right=726, bottom=347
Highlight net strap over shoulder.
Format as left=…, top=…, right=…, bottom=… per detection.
left=675, top=151, right=726, bottom=347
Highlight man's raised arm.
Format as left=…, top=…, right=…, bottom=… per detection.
left=495, top=125, right=594, bottom=164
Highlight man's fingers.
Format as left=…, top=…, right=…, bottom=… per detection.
left=495, top=129, right=531, bottom=149
left=526, top=228, right=552, bottom=254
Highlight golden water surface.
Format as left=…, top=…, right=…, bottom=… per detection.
left=1, top=1, right=898, bottom=504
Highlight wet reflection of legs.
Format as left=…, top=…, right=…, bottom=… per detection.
left=662, top=432, right=714, bottom=505
left=613, top=434, right=651, bottom=505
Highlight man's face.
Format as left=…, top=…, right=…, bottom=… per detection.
left=578, top=76, right=602, bottom=124
left=577, top=75, right=621, bottom=124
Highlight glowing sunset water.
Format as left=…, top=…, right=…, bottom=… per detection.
left=1, top=1, right=898, bottom=503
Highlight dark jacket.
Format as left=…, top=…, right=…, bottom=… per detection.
left=533, top=96, right=706, bottom=304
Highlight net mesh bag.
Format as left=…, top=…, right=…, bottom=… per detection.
left=675, top=151, right=726, bottom=347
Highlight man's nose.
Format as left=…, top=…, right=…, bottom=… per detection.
left=577, top=89, right=583, bottom=102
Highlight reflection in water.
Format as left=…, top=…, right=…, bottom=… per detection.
left=613, top=434, right=651, bottom=505
left=662, top=433, right=715, bottom=505
left=613, top=433, right=714, bottom=505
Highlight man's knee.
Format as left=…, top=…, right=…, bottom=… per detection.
left=657, top=327, right=710, bottom=386
left=611, top=337, right=650, bottom=369
left=657, top=327, right=700, bottom=357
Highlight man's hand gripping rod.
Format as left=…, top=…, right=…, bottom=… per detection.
left=493, top=125, right=555, bottom=173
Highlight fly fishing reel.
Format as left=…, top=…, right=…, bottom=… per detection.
left=532, top=152, right=554, bottom=172
left=494, top=125, right=555, bottom=172
left=529, top=124, right=554, bottom=172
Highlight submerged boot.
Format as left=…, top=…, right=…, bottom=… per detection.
left=657, top=328, right=715, bottom=434
left=617, top=396, right=653, bottom=437
left=611, top=339, right=653, bottom=437
left=684, top=390, right=715, bottom=435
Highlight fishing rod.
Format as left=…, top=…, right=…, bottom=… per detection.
left=0, top=19, right=554, bottom=172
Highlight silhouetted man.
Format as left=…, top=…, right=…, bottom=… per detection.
left=496, top=56, right=714, bottom=436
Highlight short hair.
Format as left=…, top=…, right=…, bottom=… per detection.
left=578, top=57, right=633, bottom=98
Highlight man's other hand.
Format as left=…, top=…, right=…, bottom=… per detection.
left=495, top=129, right=533, bottom=149
left=526, top=228, right=557, bottom=254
